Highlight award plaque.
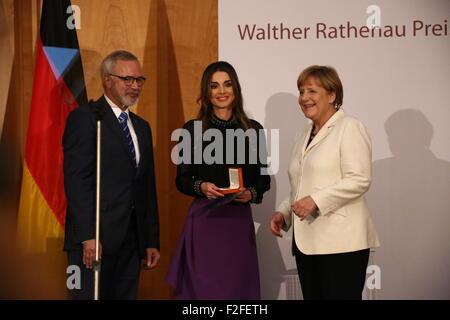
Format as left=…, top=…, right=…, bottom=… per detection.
left=218, top=168, right=244, bottom=194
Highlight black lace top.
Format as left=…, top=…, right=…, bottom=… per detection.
left=175, top=115, right=271, bottom=204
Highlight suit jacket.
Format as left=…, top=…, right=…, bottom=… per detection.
left=63, top=96, right=160, bottom=258
left=277, top=109, right=380, bottom=255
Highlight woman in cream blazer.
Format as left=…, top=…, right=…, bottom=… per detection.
left=270, top=65, right=379, bottom=300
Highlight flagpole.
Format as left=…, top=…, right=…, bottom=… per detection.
left=94, top=119, right=101, bottom=300
left=91, top=99, right=104, bottom=301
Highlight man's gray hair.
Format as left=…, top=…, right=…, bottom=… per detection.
left=100, top=50, right=139, bottom=87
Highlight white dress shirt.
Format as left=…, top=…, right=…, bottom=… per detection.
left=104, top=94, right=141, bottom=166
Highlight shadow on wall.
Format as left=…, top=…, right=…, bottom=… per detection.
left=367, top=109, right=450, bottom=299
left=251, top=92, right=307, bottom=300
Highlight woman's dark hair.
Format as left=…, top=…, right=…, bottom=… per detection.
left=197, top=61, right=251, bottom=129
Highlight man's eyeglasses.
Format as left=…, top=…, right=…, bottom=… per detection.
left=109, top=74, right=147, bottom=86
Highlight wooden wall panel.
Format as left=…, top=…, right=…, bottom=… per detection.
left=71, top=0, right=152, bottom=103
left=0, top=0, right=15, bottom=138
left=1, top=0, right=218, bottom=299
left=1, top=0, right=37, bottom=220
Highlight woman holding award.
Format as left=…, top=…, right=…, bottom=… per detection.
left=166, top=61, right=270, bottom=299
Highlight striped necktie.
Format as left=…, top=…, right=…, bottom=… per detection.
left=118, top=112, right=137, bottom=167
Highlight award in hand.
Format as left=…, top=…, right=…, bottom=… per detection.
left=218, top=168, right=244, bottom=194
left=206, top=168, right=244, bottom=208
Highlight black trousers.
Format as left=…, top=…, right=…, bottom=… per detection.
left=293, top=244, right=370, bottom=300
left=67, top=215, right=141, bottom=300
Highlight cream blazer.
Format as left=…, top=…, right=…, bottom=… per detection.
left=277, top=109, right=380, bottom=255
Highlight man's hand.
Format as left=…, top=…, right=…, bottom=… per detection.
left=82, top=239, right=102, bottom=269
left=144, top=248, right=160, bottom=270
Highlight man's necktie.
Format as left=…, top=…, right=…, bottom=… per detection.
left=118, top=112, right=137, bottom=167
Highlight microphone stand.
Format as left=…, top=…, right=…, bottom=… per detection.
left=90, top=100, right=105, bottom=300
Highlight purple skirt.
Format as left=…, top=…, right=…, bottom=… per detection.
left=165, top=198, right=261, bottom=300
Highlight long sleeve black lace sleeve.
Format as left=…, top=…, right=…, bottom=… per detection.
left=247, top=120, right=271, bottom=204
left=174, top=118, right=271, bottom=202
left=175, top=120, right=204, bottom=197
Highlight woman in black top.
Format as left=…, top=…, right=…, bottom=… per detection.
left=166, top=61, right=270, bottom=299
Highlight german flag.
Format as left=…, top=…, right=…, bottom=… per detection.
left=17, top=0, right=86, bottom=258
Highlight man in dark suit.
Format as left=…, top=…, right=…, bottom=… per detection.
left=63, top=50, right=160, bottom=299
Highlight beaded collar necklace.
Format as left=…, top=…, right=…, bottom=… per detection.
left=210, top=114, right=238, bottom=127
